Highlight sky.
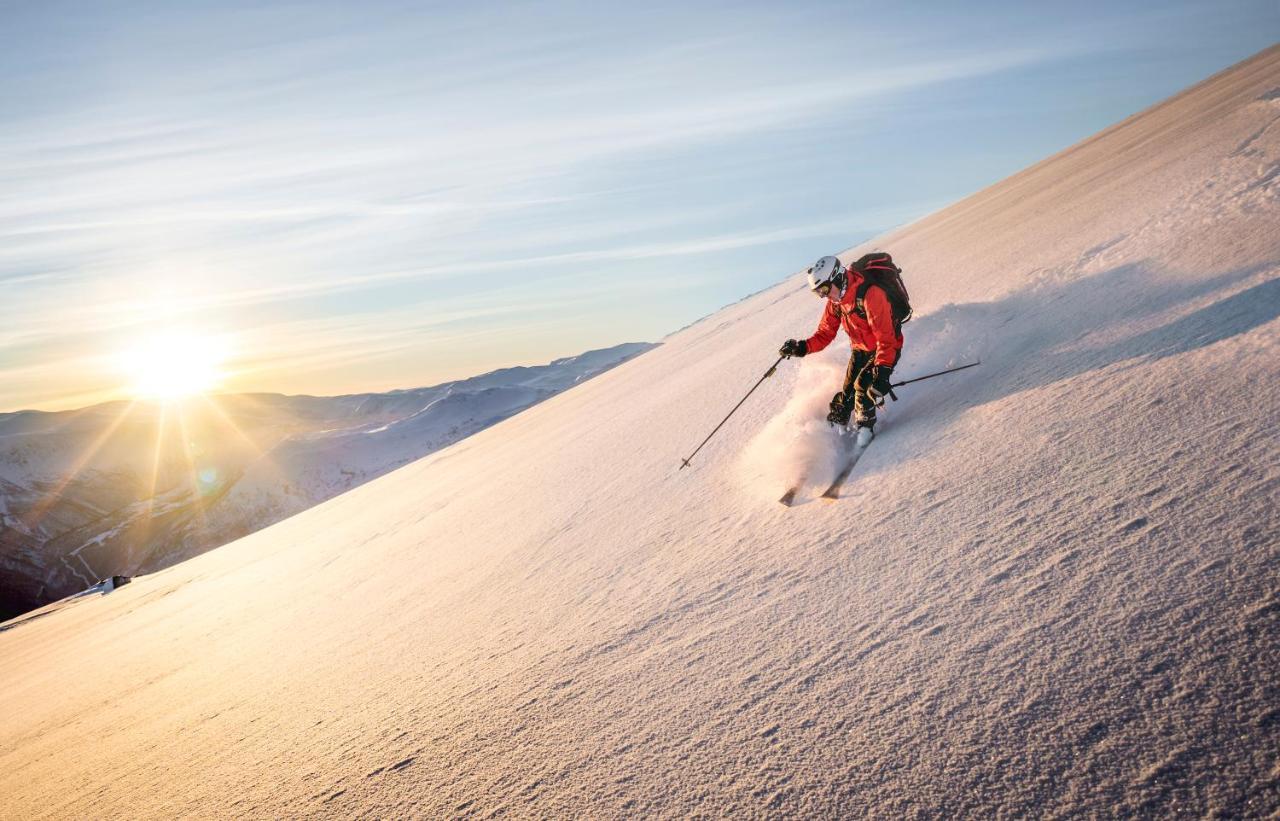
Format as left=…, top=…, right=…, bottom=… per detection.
left=1, top=1, right=1276, bottom=412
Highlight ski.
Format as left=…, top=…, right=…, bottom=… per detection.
left=778, top=485, right=801, bottom=506
left=821, top=435, right=872, bottom=500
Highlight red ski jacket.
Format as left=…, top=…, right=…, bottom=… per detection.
left=805, top=271, right=903, bottom=366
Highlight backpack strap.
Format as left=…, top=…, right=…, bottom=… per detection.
left=853, top=278, right=903, bottom=332
left=852, top=279, right=874, bottom=319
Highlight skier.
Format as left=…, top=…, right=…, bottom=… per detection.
left=778, top=254, right=905, bottom=446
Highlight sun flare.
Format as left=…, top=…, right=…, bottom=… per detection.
left=118, top=331, right=229, bottom=400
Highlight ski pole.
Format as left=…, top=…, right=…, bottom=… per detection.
left=876, top=360, right=981, bottom=405
left=680, top=356, right=784, bottom=470
left=891, top=360, right=981, bottom=389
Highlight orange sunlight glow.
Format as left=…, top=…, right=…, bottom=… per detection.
left=117, top=331, right=230, bottom=401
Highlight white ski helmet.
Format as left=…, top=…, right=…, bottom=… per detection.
left=807, top=255, right=846, bottom=292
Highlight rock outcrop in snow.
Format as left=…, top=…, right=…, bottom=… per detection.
left=0, top=47, right=1277, bottom=819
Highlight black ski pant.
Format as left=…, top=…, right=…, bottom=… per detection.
left=838, top=349, right=877, bottom=427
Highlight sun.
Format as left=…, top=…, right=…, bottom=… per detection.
left=118, top=331, right=229, bottom=400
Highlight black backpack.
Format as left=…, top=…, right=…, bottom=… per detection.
left=849, top=252, right=912, bottom=330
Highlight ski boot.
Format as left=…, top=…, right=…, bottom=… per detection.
left=827, top=392, right=852, bottom=427
left=854, top=417, right=876, bottom=448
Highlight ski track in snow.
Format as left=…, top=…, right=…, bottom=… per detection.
left=1, top=47, right=1279, bottom=819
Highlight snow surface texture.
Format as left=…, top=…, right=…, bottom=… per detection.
left=1, top=47, right=1278, bottom=819
left=0, top=343, right=652, bottom=619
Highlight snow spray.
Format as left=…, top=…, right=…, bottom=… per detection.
left=739, top=356, right=847, bottom=496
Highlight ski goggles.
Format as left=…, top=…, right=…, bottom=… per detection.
left=813, top=281, right=833, bottom=298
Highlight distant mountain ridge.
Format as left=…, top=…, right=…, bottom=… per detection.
left=0, top=342, right=655, bottom=619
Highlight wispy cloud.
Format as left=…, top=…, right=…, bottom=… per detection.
left=0, top=198, right=928, bottom=355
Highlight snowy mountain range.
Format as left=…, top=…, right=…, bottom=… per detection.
left=0, top=342, right=654, bottom=620
left=1, top=46, right=1277, bottom=818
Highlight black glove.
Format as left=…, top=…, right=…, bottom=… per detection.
left=779, top=339, right=807, bottom=358
left=865, top=365, right=894, bottom=404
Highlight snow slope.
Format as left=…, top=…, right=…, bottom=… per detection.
left=179, top=342, right=657, bottom=571
left=0, top=343, right=652, bottom=618
left=1, top=47, right=1278, bottom=818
